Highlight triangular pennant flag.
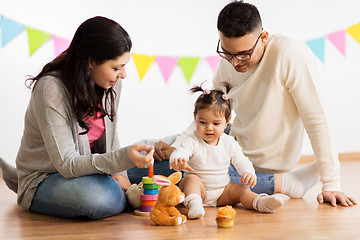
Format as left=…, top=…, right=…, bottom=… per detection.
left=326, top=30, right=346, bottom=56
left=131, top=53, right=156, bottom=81
left=205, top=55, right=221, bottom=73
left=1, top=16, right=26, bottom=47
left=346, top=23, right=360, bottom=44
left=26, top=26, right=51, bottom=56
left=306, top=37, right=326, bottom=63
left=52, top=35, right=71, bottom=57
left=178, top=57, right=200, bottom=84
left=155, top=56, right=179, bottom=84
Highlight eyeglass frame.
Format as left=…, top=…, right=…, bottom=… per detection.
left=216, top=31, right=263, bottom=62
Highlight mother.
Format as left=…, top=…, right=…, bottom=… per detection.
left=0, top=16, right=154, bottom=219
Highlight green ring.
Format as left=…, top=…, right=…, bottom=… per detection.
left=143, top=183, right=160, bottom=189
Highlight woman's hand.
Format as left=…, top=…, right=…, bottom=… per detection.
left=169, top=158, right=194, bottom=172
left=153, top=141, right=176, bottom=161
left=127, top=144, right=155, bottom=168
left=240, top=172, right=257, bottom=188
left=112, top=175, right=131, bottom=191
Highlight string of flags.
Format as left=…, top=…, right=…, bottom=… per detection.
left=1, top=15, right=360, bottom=83
left=307, top=25, right=360, bottom=63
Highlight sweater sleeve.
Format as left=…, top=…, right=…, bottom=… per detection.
left=35, top=77, right=134, bottom=178
left=228, top=137, right=256, bottom=177
left=282, top=40, right=341, bottom=191
left=169, top=135, right=197, bottom=164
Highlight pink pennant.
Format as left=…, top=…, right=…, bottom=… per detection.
left=155, top=56, right=179, bottom=84
left=326, top=30, right=346, bottom=56
left=52, top=35, right=71, bottom=57
left=205, top=55, right=221, bottom=73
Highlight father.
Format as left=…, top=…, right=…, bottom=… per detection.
left=151, top=1, right=356, bottom=207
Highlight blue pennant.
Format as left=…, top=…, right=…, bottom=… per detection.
left=1, top=16, right=26, bottom=48
left=306, top=37, right=326, bottom=63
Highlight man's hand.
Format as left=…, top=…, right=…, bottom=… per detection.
left=317, top=191, right=357, bottom=207
left=153, top=141, right=176, bottom=161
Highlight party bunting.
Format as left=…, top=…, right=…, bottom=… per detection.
left=178, top=57, right=200, bottom=84
left=1, top=15, right=360, bottom=83
left=155, top=56, right=179, bottom=84
left=52, top=35, right=71, bottom=56
left=306, top=37, right=326, bottom=63
left=327, top=30, right=346, bottom=56
left=346, top=23, right=360, bottom=44
left=26, top=26, right=51, bottom=56
left=132, top=53, right=156, bottom=81
left=0, top=16, right=25, bottom=47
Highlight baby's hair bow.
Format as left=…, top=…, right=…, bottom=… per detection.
left=222, top=93, right=229, bottom=101
left=203, top=89, right=210, bottom=94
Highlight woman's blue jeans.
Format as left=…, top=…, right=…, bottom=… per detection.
left=29, top=173, right=128, bottom=220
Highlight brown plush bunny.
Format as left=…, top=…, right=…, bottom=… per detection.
left=150, top=172, right=187, bottom=226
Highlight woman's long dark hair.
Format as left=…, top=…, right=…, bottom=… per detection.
left=26, top=16, right=132, bottom=134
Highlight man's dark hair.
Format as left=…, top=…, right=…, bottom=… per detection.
left=217, top=1, right=262, bottom=37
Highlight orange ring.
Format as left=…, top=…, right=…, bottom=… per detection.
left=141, top=200, right=157, bottom=206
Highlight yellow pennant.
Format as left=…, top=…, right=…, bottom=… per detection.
left=132, top=53, right=156, bottom=81
left=26, top=26, right=51, bottom=56
left=346, top=23, right=360, bottom=44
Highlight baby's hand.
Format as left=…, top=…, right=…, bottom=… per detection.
left=170, top=158, right=194, bottom=172
left=240, top=172, right=257, bottom=188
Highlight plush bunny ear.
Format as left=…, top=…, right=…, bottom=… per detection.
left=168, top=172, right=182, bottom=185
left=152, top=175, right=171, bottom=186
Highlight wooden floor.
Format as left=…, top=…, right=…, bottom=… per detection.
left=1, top=160, right=359, bottom=240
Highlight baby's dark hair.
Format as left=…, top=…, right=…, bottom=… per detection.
left=189, top=82, right=232, bottom=120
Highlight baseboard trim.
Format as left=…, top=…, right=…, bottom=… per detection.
left=300, top=152, right=360, bottom=163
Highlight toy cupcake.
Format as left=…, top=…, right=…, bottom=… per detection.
left=216, top=205, right=236, bottom=228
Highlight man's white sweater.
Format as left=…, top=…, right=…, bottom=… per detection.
left=213, top=34, right=340, bottom=192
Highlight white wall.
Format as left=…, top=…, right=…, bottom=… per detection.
left=0, top=0, right=359, bottom=165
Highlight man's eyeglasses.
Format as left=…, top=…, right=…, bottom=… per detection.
left=216, top=32, right=263, bottom=62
